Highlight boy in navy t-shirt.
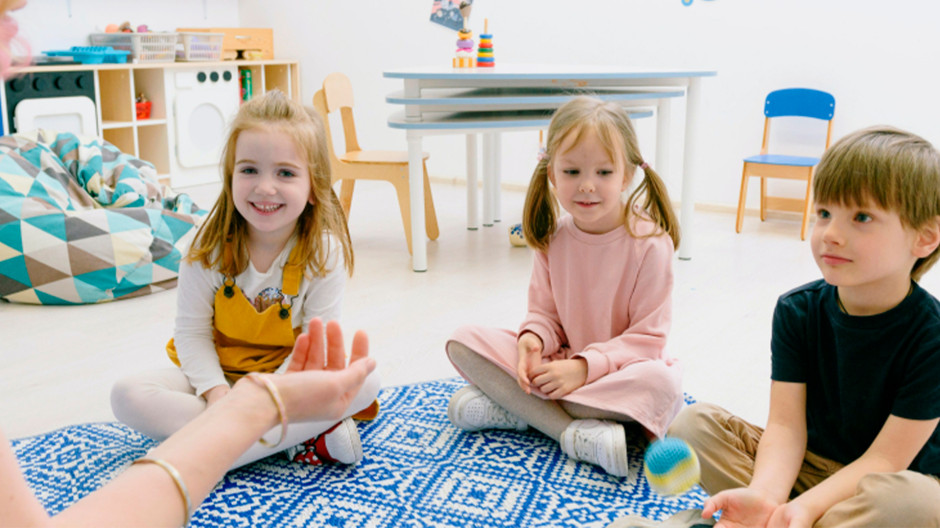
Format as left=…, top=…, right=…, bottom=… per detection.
left=670, top=126, right=940, bottom=527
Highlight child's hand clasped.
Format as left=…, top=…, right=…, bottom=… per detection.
left=516, top=333, right=587, bottom=398
left=516, top=332, right=544, bottom=394
left=530, top=358, right=587, bottom=399
left=202, top=385, right=231, bottom=408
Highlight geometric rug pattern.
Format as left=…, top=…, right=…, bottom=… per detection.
left=0, top=129, right=204, bottom=304
left=12, top=378, right=708, bottom=527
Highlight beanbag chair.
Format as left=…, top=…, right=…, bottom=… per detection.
left=0, top=130, right=205, bottom=304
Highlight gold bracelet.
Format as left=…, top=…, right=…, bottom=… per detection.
left=132, top=457, right=192, bottom=526
left=246, top=372, right=288, bottom=448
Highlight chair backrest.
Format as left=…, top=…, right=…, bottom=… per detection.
left=313, top=72, right=362, bottom=182
left=312, top=88, right=343, bottom=172
left=759, top=88, right=835, bottom=155
left=318, top=72, right=361, bottom=155
left=764, top=88, right=835, bottom=121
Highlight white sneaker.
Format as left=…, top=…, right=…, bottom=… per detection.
left=317, top=417, right=363, bottom=464
left=287, top=417, right=363, bottom=466
left=448, top=385, right=528, bottom=431
left=560, top=419, right=629, bottom=477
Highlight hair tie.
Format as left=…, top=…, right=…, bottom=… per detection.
left=640, top=162, right=650, bottom=170
left=536, top=147, right=548, bottom=162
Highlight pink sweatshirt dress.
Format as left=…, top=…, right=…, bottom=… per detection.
left=449, top=215, right=683, bottom=437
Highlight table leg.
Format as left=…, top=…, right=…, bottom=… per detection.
left=482, top=133, right=496, bottom=227
left=466, top=134, right=479, bottom=230
left=408, top=134, right=427, bottom=271
left=493, top=132, right=502, bottom=223
left=655, top=97, right=672, bottom=187
left=678, top=77, right=704, bottom=261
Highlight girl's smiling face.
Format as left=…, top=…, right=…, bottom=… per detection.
left=231, top=126, right=312, bottom=248
left=548, top=127, right=631, bottom=234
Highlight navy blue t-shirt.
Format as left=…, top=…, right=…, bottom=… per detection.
left=771, top=279, right=940, bottom=476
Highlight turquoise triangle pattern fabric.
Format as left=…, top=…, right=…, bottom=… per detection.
left=0, top=130, right=206, bottom=304
left=12, top=379, right=708, bottom=527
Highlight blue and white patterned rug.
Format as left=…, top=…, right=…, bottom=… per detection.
left=12, top=378, right=707, bottom=527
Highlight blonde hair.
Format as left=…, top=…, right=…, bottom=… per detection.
left=188, top=90, right=354, bottom=277
left=813, top=125, right=940, bottom=280
left=522, top=96, right=680, bottom=251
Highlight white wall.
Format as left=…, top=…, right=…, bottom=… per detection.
left=238, top=0, right=940, bottom=211
left=15, top=0, right=240, bottom=51
left=13, top=0, right=940, bottom=210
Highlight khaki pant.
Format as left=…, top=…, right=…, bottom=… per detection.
left=668, top=403, right=940, bottom=527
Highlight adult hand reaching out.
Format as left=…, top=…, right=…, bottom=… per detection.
left=2, top=318, right=377, bottom=527
left=276, top=317, right=375, bottom=423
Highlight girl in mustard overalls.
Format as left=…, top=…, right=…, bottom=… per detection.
left=111, top=90, right=380, bottom=469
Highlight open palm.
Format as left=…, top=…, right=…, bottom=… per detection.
left=704, top=488, right=777, bottom=528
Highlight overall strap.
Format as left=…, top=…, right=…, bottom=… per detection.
left=281, top=243, right=304, bottom=297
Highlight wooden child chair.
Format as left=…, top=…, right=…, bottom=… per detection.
left=735, top=88, right=835, bottom=240
left=312, top=72, right=439, bottom=255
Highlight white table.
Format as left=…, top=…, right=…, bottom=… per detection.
left=384, top=65, right=716, bottom=271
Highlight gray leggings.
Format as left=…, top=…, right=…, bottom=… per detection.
left=446, top=340, right=633, bottom=441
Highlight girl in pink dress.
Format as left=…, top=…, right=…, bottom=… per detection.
left=446, top=96, right=683, bottom=477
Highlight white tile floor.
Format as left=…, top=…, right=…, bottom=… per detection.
left=5, top=180, right=935, bottom=441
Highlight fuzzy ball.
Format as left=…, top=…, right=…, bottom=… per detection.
left=643, top=437, right=700, bottom=496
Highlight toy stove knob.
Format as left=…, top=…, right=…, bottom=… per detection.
left=8, top=77, right=24, bottom=92
left=75, top=75, right=87, bottom=89
left=32, top=77, right=46, bottom=91
left=53, top=76, right=65, bottom=90
left=210, top=71, right=219, bottom=82
left=197, top=72, right=207, bottom=83
left=223, top=71, right=232, bottom=82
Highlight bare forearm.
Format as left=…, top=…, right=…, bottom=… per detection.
left=790, top=454, right=895, bottom=522
left=53, top=380, right=277, bottom=527
left=749, top=423, right=807, bottom=504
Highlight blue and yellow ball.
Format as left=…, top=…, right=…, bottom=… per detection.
left=643, top=438, right=700, bottom=496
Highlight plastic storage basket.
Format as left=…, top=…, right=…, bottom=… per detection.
left=89, top=32, right=178, bottom=63
left=177, top=32, right=224, bottom=61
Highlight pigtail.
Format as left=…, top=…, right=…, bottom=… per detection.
left=522, top=160, right=559, bottom=252
left=626, top=164, right=681, bottom=250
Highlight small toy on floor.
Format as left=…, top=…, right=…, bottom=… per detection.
left=509, top=223, right=526, bottom=246
left=643, top=437, right=701, bottom=496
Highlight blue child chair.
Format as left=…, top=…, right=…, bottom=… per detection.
left=735, top=88, right=835, bottom=240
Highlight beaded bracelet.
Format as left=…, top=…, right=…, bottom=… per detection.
left=246, top=372, right=288, bottom=448
left=132, top=457, right=192, bottom=526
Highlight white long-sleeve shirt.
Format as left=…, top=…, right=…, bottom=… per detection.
left=172, top=237, right=345, bottom=396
